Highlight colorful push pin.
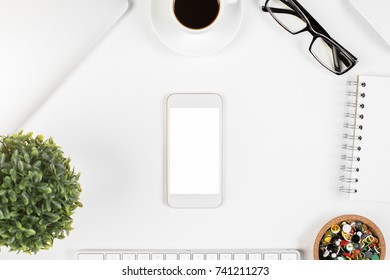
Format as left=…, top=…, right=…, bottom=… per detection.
left=365, top=235, right=374, bottom=244
left=342, top=224, right=352, bottom=233
left=352, top=249, right=361, bottom=258
left=345, top=243, right=354, bottom=252
left=351, top=234, right=361, bottom=243
left=365, top=251, right=373, bottom=259
left=371, top=254, right=380, bottom=260
left=343, top=253, right=352, bottom=260
left=323, top=250, right=330, bottom=258
left=342, top=231, right=352, bottom=241
left=361, top=233, right=370, bottom=240
left=328, top=243, right=335, bottom=251
left=324, top=229, right=333, bottom=238
left=323, top=236, right=332, bottom=244
left=372, top=246, right=380, bottom=254
left=320, top=243, right=327, bottom=250
left=331, top=224, right=341, bottom=234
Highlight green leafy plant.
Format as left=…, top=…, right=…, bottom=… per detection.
left=0, top=131, right=82, bottom=254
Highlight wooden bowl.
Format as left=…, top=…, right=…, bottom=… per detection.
left=314, top=214, right=386, bottom=260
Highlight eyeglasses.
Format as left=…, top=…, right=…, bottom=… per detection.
left=262, top=0, right=358, bottom=75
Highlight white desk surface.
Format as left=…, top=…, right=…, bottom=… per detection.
left=1, top=0, right=390, bottom=260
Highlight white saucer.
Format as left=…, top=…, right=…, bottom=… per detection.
left=150, top=0, right=243, bottom=56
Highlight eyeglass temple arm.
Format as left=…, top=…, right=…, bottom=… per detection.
left=290, top=0, right=330, bottom=37
left=261, top=6, right=299, bottom=17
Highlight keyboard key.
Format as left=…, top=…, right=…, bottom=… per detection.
left=248, top=253, right=262, bottom=260
left=234, top=254, right=247, bottom=260
left=78, top=253, right=104, bottom=260
left=220, top=253, right=232, bottom=260
left=179, top=254, right=191, bottom=260
left=106, top=253, right=121, bottom=260
left=122, top=254, right=136, bottom=260
left=165, top=254, right=178, bottom=260
left=193, top=254, right=204, bottom=260
left=280, top=253, right=298, bottom=260
left=137, top=254, right=150, bottom=260
left=264, top=253, right=279, bottom=260
left=206, top=254, right=218, bottom=260
left=152, top=254, right=164, bottom=260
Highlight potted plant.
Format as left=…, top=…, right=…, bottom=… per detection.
left=0, top=131, right=82, bottom=254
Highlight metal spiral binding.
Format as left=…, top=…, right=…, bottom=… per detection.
left=343, top=134, right=362, bottom=141
left=345, top=113, right=364, bottom=119
left=347, top=81, right=367, bottom=87
left=341, top=155, right=360, bottom=162
left=342, top=144, right=361, bottom=151
left=340, top=78, right=366, bottom=194
left=340, top=176, right=358, bottom=183
left=346, top=91, right=366, bottom=98
left=344, top=123, right=363, bottom=130
left=340, top=165, right=359, bottom=172
left=346, top=102, right=365, bottom=109
left=339, top=186, right=358, bottom=193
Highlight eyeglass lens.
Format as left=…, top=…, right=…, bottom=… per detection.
left=310, top=37, right=354, bottom=74
left=266, top=0, right=307, bottom=34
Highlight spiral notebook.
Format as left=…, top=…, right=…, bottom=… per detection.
left=340, top=75, right=390, bottom=202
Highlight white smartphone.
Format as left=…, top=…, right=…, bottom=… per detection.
left=166, top=93, right=223, bottom=208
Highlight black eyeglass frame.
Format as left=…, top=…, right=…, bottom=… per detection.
left=262, top=0, right=358, bottom=75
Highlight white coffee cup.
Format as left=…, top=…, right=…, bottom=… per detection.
left=170, top=0, right=238, bottom=34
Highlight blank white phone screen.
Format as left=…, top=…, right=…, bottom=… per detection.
left=169, top=108, right=220, bottom=194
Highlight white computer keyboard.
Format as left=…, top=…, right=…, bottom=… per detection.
left=78, top=249, right=300, bottom=260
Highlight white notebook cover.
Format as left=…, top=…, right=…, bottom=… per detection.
left=0, top=0, right=129, bottom=134
left=346, top=75, right=390, bottom=201
left=349, top=0, right=390, bottom=47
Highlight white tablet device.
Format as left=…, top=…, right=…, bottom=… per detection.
left=166, top=93, right=223, bottom=208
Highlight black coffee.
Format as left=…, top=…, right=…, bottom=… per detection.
left=174, top=0, right=220, bottom=30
